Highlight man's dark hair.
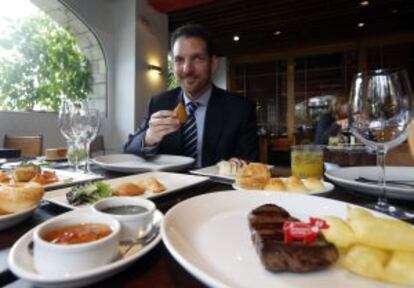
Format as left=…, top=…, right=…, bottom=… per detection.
left=170, top=24, right=214, bottom=56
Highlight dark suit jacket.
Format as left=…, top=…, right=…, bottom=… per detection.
left=124, top=86, right=258, bottom=167
left=313, top=113, right=341, bottom=145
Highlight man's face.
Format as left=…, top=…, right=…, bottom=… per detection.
left=172, top=36, right=217, bottom=99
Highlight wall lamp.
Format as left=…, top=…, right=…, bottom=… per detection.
left=147, top=64, right=162, bottom=75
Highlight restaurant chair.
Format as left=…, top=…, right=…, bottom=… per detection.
left=90, top=135, right=105, bottom=156
left=3, top=134, right=43, bottom=157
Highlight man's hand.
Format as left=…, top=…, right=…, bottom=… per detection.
left=144, top=110, right=180, bottom=146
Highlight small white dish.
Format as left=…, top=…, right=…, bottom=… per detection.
left=33, top=212, right=120, bottom=275
left=232, top=178, right=334, bottom=194
left=8, top=209, right=163, bottom=288
left=161, top=190, right=393, bottom=288
left=0, top=205, right=38, bottom=231
left=325, top=166, right=414, bottom=200
left=92, top=154, right=195, bottom=173
left=93, top=197, right=155, bottom=241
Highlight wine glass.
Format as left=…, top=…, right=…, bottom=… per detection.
left=71, top=105, right=100, bottom=173
left=58, top=99, right=75, bottom=141
left=349, top=69, right=414, bottom=218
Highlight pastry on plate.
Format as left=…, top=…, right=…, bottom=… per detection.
left=113, top=182, right=145, bottom=196
left=0, top=171, right=10, bottom=183
left=217, top=159, right=244, bottom=176
left=0, top=182, right=44, bottom=213
left=302, top=177, right=325, bottom=192
left=285, top=176, right=308, bottom=192
left=236, top=163, right=271, bottom=190
left=139, top=177, right=166, bottom=193
left=13, top=164, right=39, bottom=182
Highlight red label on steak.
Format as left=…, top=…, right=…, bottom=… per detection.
left=248, top=204, right=339, bottom=273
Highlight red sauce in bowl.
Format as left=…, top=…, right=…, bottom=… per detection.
left=43, top=223, right=111, bottom=245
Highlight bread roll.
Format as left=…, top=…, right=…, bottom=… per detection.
left=174, top=102, right=187, bottom=124
left=13, top=164, right=39, bottom=182
left=236, top=163, right=271, bottom=190
left=113, top=182, right=145, bottom=196
left=302, top=177, right=325, bottom=192
left=0, top=182, right=44, bottom=213
left=264, top=178, right=286, bottom=191
left=285, top=176, right=308, bottom=192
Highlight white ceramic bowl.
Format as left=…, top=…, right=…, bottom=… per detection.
left=93, top=197, right=155, bottom=241
left=33, top=212, right=120, bottom=275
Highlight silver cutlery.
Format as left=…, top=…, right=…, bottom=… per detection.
left=355, top=177, right=414, bottom=188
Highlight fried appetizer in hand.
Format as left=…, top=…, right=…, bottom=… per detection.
left=113, top=182, right=145, bottom=196
left=174, top=102, right=187, bottom=124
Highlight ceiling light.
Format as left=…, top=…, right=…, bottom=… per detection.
left=392, top=9, right=398, bottom=14
left=360, top=1, right=369, bottom=6
left=358, top=22, right=365, bottom=28
left=233, top=35, right=240, bottom=42
left=273, top=30, right=281, bottom=36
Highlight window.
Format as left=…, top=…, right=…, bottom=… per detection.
left=0, top=0, right=107, bottom=113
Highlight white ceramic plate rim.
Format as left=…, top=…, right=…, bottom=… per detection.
left=92, top=154, right=195, bottom=172
left=0, top=205, right=37, bottom=221
left=161, top=190, right=394, bottom=288
left=43, top=172, right=209, bottom=210
left=325, top=166, right=414, bottom=198
left=8, top=209, right=163, bottom=284
left=231, top=179, right=334, bottom=194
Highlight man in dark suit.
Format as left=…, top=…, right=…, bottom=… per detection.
left=124, top=24, right=258, bottom=167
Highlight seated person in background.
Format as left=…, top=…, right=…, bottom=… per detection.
left=124, top=24, right=258, bottom=167
left=314, top=96, right=349, bottom=145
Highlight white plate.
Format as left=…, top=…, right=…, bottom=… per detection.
left=161, top=190, right=397, bottom=288
left=190, top=165, right=235, bottom=181
left=190, top=164, right=274, bottom=183
left=44, top=172, right=209, bottom=210
left=0, top=205, right=38, bottom=231
left=325, top=166, right=414, bottom=200
left=0, top=168, right=103, bottom=191
left=232, top=178, right=334, bottom=194
left=92, top=154, right=195, bottom=173
left=8, top=208, right=163, bottom=288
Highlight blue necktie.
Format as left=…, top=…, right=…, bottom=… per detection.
left=182, top=102, right=198, bottom=159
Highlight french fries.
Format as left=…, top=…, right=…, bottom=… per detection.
left=343, top=245, right=389, bottom=280
left=321, top=216, right=355, bottom=248
left=325, top=206, right=414, bottom=285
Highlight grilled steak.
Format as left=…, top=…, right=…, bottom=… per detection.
left=248, top=204, right=339, bottom=272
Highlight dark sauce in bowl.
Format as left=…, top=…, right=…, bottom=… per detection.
left=101, top=205, right=149, bottom=215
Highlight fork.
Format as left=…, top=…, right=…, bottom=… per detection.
left=119, top=225, right=160, bottom=257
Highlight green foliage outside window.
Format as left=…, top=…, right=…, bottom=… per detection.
left=0, top=15, right=92, bottom=112
left=167, top=58, right=179, bottom=90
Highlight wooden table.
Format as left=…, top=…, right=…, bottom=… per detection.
left=1, top=166, right=414, bottom=287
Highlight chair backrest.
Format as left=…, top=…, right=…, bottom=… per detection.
left=90, top=135, right=105, bottom=156
left=3, top=134, right=43, bottom=157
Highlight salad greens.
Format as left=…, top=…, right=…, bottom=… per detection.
left=66, top=181, right=112, bottom=206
